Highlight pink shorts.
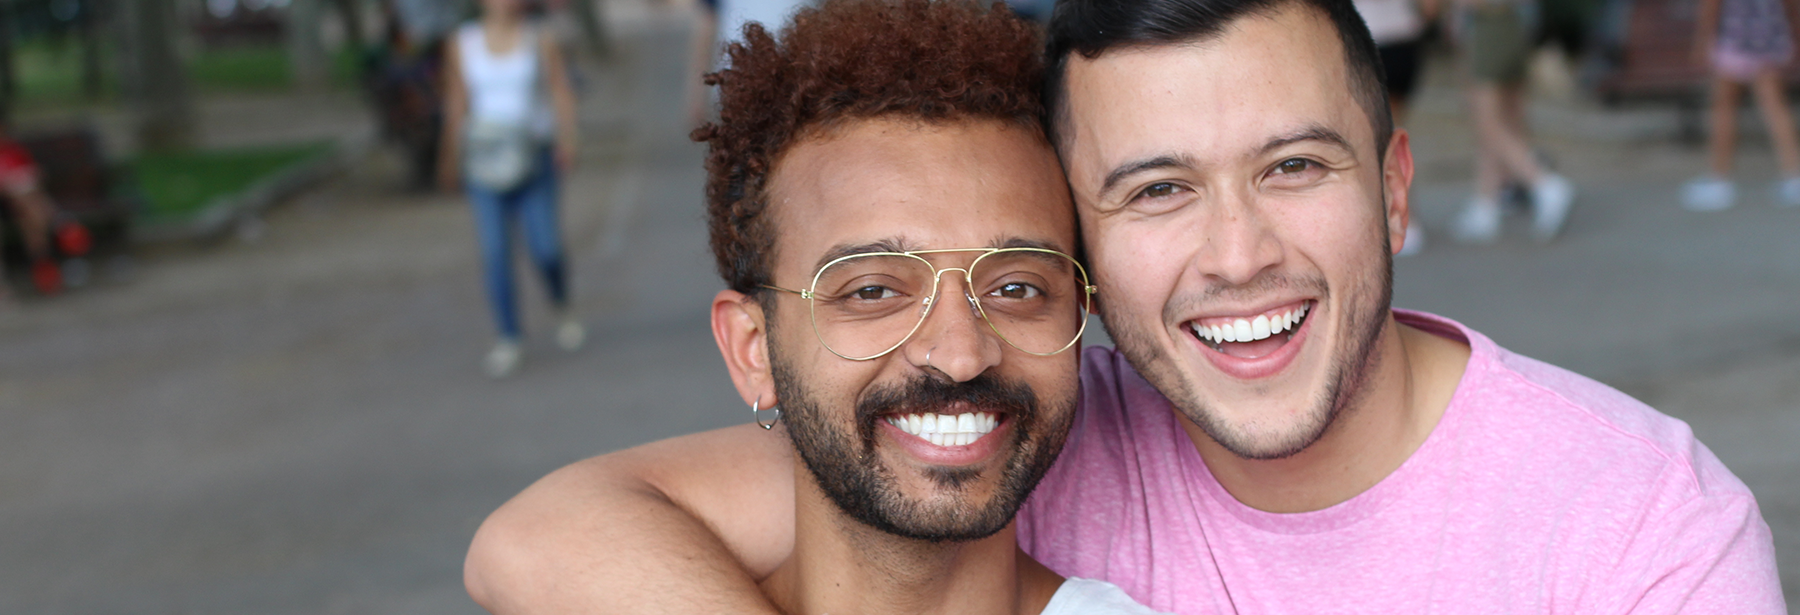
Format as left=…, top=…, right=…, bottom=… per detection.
left=1714, top=45, right=1794, bottom=82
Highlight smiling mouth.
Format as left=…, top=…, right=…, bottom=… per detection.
left=1184, top=301, right=1312, bottom=359
left=883, top=411, right=1001, bottom=447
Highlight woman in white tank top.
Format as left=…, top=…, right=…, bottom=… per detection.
left=439, top=0, right=584, bottom=378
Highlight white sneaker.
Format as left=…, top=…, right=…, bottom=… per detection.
left=1777, top=177, right=1800, bottom=208
left=1530, top=174, right=1575, bottom=242
left=1397, top=223, right=1426, bottom=257
left=484, top=340, right=523, bottom=378
left=1452, top=198, right=1502, bottom=244
left=556, top=316, right=587, bottom=351
left=1682, top=176, right=1736, bottom=212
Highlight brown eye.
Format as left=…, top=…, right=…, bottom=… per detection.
left=1274, top=159, right=1314, bottom=175
left=1139, top=182, right=1182, bottom=199
left=990, top=282, right=1042, bottom=300
left=853, top=286, right=898, bottom=300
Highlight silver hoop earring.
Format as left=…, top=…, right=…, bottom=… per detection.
left=752, top=398, right=781, bottom=430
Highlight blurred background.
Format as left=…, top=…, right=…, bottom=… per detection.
left=0, top=0, right=1792, bottom=611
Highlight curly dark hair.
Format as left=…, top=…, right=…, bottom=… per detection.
left=692, top=0, right=1045, bottom=296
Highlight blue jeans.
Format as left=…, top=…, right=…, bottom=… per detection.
left=465, top=149, right=568, bottom=341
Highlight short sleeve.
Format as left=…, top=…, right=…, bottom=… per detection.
left=1607, top=490, right=1785, bottom=613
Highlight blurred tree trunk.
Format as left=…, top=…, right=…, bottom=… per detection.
left=80, top=0, right=105, bottom=100
left=572, top=0, right=610, bottom=57
left=0, top=3, right=15, bottom=123
left=287, top=0, right=330, bottom=91
left=331, top=0, right=367, bottom=60
left=119, top=0, right=195, bottom=150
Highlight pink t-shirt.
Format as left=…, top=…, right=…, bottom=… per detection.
left=1017, top=310, right=1784, bottom=614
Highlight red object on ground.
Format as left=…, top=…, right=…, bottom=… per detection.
left=55, top=221, right=92, bottom=257
left=30, top=259, right=61, bottom=295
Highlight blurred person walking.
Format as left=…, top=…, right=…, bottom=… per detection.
left=1449, top=0, right=1575, bottom=244
left=440, top=0, right=586, bottom=378
left=1682, top=0, right=1800, bottom=211
left=1355, top=0, right=1438, bottom=254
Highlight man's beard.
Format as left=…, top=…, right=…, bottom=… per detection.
left=770, top=353, right=1074, bottom=543
left=1103, top=237, right=1393, bottom=461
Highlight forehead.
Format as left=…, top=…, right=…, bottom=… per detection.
left=765, top=118, right=1076, bottom=270
left=1060, top=6, right=1367, bottom=187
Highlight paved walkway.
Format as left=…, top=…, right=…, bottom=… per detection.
left=0, top=12, right=1793, bottom=613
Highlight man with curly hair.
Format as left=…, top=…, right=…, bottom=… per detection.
left=468, top=0, right=1783, bottom=611
left=468, top=1, right=1163, bottom=612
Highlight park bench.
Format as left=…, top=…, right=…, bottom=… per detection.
left=0, top=127, right=136, bottom=270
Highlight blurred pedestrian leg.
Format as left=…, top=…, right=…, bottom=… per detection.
left=441, top=0, right=585, bottom=377
left=1455, top=0, right=1573, bottom=243
left=467, top=149, right=570, bottom=344
left=1687, top=0, right=1800, bottom=210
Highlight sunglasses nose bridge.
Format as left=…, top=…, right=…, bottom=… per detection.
left=929, top=267, right=979, bottom=312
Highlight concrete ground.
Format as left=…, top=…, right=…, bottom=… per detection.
left=0, top=8, right=1793, bottom=613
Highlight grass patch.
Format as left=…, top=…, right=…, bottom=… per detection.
left=187, top=44, right=364, bottom=92
left=187, top=45, right=293, bottom=91
left=9, top=37, right=366, bottom=110
left=12, top=36, right=105, bottom=106
left=129, top=141, right=333, bottom=224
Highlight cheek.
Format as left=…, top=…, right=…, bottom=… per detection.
left=1088, top=220, right=1190, bottom=316
left=1269, top=192, right=1385, bottom=265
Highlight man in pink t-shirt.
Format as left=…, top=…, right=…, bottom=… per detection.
left=1020, top=312, right=1778, bottom=612
left=459, top=0, right=1784, bottom=611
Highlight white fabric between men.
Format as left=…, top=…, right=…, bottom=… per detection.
left=456, top=24, right=554, bottom=139
left=1040, top=578, right=1172, bottom=615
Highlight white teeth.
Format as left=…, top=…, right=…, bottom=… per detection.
left=1191, top=303, right=1310, bottom=344
left=888, top=411, right=1001, bottom=446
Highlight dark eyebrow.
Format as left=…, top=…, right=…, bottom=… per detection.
left=811, top=237, right=1072, bottom=273
left=1259, top=125, right=1354, bottom=158
left=812, top=238, right=916, bottom=273
left=1100, top=153, right=1196, bottom=197
left=994, top=237, right=1070, bottom=253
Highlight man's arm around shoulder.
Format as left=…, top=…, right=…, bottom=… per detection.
left=465, top=424, right=797, bottom=613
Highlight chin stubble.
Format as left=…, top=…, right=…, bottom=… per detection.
left=769, top=343, right=1074, bottom=543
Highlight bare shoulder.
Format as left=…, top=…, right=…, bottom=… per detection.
left=465, top=425, right=798, bottom=609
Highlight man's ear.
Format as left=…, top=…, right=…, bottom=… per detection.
left=712, top=289, right=777, bottom=408
left=1381, top=128, right=1416, bottom=255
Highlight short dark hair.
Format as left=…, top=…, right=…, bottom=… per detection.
left=692, top=0, right=1045, bottom=296
left=1044, top=0, right=1392, bottom=159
